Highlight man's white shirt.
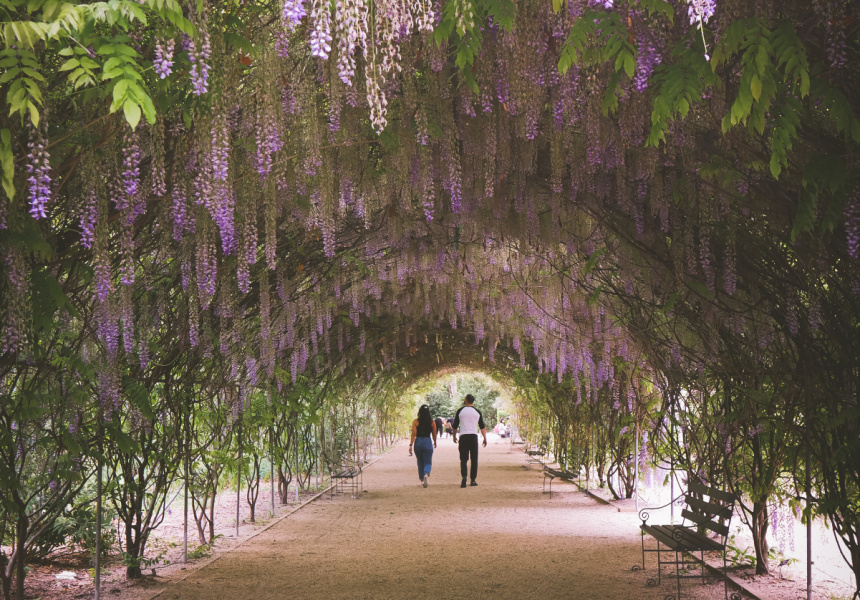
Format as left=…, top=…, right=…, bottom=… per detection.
left=453, top=405, right=485, bottom=436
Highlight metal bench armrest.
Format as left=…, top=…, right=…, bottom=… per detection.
left=639, top=491, right=686, bottom=524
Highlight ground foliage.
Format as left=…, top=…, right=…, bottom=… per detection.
left=0, top=0, right=859, bottom=596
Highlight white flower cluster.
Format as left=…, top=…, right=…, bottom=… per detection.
left=454, top=0, right=475, bottom=38
left=414, top=0, right=435, bottom=33
left=310, top=0, right=333, bottom=58
left=289, top=0, right=439, bottom=131
left=335, top=0, right=369, bottom=85
left=365, top=59, right=388, bottom=134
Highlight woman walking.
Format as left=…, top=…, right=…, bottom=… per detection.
left=409, top=405, right=437, bottom=487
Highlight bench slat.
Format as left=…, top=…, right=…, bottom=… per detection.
left=685, top=495, right=733, bottom=520
left=689, top=481, right=734, bottom=504
left=707, top=487, right=735, bottom=504
left=681, top=508, right=730, bottom=537
left=642, top=525, right=684, bottom=550
left=644, top=524, right=725, bottom=552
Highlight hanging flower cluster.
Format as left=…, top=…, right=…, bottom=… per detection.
left=335, top=0, right=368, bottom=85
left=310, top=0, right=333, bottom=59
left=154, top=37, right=175, bottom=78
left=188, top=29, right=211, bottom=95
left=283, top=0, right=307, bottom=28
left=26, top=122, right=51, bottom=219
left=687, top=0, right=716, bottom=25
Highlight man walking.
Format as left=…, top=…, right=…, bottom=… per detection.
left=435, top=415, right=445, bottom=439
left=451, top=394, right=487, bottom=488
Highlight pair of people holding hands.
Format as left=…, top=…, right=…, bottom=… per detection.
left=408, top=394, right=487, bottom=488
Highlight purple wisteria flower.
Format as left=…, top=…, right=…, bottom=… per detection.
left=283, top=0, right=306, bottom=29
left=845, top=189, right=859, bottom=259
left=687, top=0, right=716, bottom=25
left=189, top=31, right=211, bottom=95
left=80, top=188, right=98, bottom=249
left=122, top=132, right=140, bottom=198
left=26, top=123, right=51, bottom=219
left=309, top=0, right=332, bottom=59
left=154, top=38, right=175, bottom=79
left=634, top=28, right=661, bottom=93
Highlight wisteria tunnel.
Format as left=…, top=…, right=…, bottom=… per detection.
left=0, top=0, right=858, bottom=598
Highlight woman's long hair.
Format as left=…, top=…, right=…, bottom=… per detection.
left=417, top=404, right=432, bottom=430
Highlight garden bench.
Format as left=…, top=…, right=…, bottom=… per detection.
left=327, top=460, right=362, bottom=499
left=636, top=481, right=740, bottom=600
left=542, top=465, right=577, bottom=498
left=524, top=445, right=547, bottom=469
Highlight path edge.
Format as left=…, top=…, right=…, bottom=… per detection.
left=520, top=451, right=765, bottom=600
left=145, top=448, right=394, bottom=600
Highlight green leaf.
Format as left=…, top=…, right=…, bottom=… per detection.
left=623, top=52, right=635, bottom=79
left=112, top=78, right=128, bottom=104
left=750, top=74, right=762, bottom=100
left=791, top=191, right=815, bottom=241
left=109, top=424, right=140, bottom=455
left=584, top=247, right=606, bottom=274
left=139, top=91, right=156, bottom=125
left=59, top=57, right=80, bottom=72
left=123, top=98, right=141, bottom=129
left=0, top=67, right=21, bottom=84
left=224, top=32, right=253, bottom=55
left=125, top=379, right=156, bottom=421
left=688, top=279, right=712, bottom=300
left=0, top=129, right=14, bottom=201
left=27, top=101, right=39, bottom=126
left=661, top=292, right=680, bottom=314
left=62, top=430, right=83, bottom=456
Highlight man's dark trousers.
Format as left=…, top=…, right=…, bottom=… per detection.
left=459, top=434, right=479, bottom=481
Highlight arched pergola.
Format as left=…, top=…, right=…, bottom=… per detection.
left=1, top=0, right=858, bottom=598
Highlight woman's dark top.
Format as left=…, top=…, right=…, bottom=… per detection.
left=416, top=418, right=433, bottom=437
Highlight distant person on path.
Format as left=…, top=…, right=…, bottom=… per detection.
left=435, top=416, right=445, bottom=439
left=451, top=394, right=487, bottom=488
left=409, top=404, right=437, bottom=487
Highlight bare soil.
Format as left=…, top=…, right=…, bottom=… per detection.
left=17, top=434, right=857, bottom=600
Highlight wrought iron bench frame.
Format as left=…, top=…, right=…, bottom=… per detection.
left=542, top=465, right=577, bottom=498
left=635, top=481, right=740, bottom=600
left=524, top=443, right=547, bottom=469
left=326, top=459, right=362, bottom=499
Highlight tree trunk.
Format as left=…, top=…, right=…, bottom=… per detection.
left=606, top=465, right=620, bottom=499
left=126, top=562, right=142, bottom=579
left=15, top=512, right=27, bottom=600
left=191, top=491, right=215, bottom=545
left=1, top=550, right=11, bottom=600
left=277, top=464, right=292, bottom=504
left=125, top=523, right=143, bottom=579
left=850, top=544, right=860, bottom=600
left=751, top=499, right=770, bottom=575
left=245, top=455, right=260, bottom=524
left=207, top=492, right=215, bottom=543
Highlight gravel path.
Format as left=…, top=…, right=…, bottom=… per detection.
left=146, top=433, right=752, bottom=600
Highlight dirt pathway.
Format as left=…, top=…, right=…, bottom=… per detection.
left=150, top=435, right=745, bottom=600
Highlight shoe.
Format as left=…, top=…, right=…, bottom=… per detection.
left=460, top=479, right=467, bottom=488
left=422, top=474, right=429, bottom=488
left=470, top=481, right=478, bottom=486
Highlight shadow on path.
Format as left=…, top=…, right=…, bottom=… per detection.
left=150, top=435, right=743, bottom=600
